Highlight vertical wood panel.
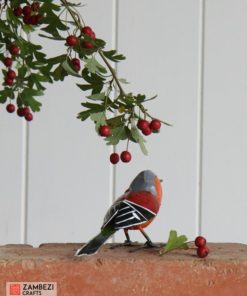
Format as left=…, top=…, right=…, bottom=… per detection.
left=0, top=109, right=23, bottom=244
left=202, top=0, right=247, bottom=243
left=115, top=0, right=200, bottom=242
left=27, top=0, right=115, bottom=245
left=1, top=0, right=246, bottom=246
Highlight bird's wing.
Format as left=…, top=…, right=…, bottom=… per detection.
left=103, top=199, right=156, bottom=230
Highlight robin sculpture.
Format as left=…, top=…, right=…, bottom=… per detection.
left=75, top=170, right=163, bottom=256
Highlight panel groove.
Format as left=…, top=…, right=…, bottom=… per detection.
left=196, top=0, right=206, bottom=236
left=20, top=122, right=29, bottom=244
left=109, top=0, right=119, bottom=243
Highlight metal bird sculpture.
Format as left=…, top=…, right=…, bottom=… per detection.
left=75, top=170, right=163, bottom=256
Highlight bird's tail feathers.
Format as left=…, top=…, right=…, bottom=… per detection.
left=75, top=229, right=115, bottom=256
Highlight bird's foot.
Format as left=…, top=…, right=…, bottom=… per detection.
left=123, top=239, right=135, bottom=246
left=144, top=241, right=155, bottom=248
left=109, top=241, right=137, bottom=250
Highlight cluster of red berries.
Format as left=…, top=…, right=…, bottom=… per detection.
left=195, top=236, right=209, bottom=258
left=98, top=119, right=162, bottom=164
left=14, top=2, right=42, bottom=26
left=110, top=151, right=131, bottom=164
left=98, top=125, right=132, bottom=164
left=137, top=118, right=161, bottom=136
left=66, top=26, right=96, bottom=49
left=2, top=43, right=33, bottom=121
left=6, top=104, right=33, bottom=121
left=2, top=45, right=20, bottom=86
left=66, top=26, right=96, bottom=72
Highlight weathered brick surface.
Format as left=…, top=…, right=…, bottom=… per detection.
left=0, top=243, right=247, bottom=296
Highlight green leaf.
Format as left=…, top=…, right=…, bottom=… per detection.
left=135, top=94, right=146, bottom=104
left=52, top=64, right=68, bottom=81
left=76, top=83, right=92, bottom=91
left=22, top=24, right=35, bottom=34
left=90, top=112, right=106, bottom=129
left=77, top=110, right=91, bottom=121
left=84, top=57, right=107, bottom=74
left=47, top=54, right=67, bottom=65
left=38, top=33, right=65, bottom=41
left=118, top=78, right=129, bottom=84
left=80, top=102, right=105, bottom=112
left=19, top=92, right=42, bottom=112
left=106, top=115, right=124, bottom=128
left=102, top=50, right=125, bottom=62
left=0, top=20, right=12, bottom=34
left=130, top=126, right=148, bottom=155
left=87, top=92, right=105, bottom=101
left=160, top=230, right=188, bottom=255
left=0, top=89, right=13, bottom=103
left=105, top=126, right=127, bottom=145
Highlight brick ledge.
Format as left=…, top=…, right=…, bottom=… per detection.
left=0, top=243, right=247, bottom=296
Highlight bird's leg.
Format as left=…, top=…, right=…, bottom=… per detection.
left=110, top=229, right=135, bottom=249
left=123, top=229, right=134, bottom=246
left=139, top=228, right=154, bottom=248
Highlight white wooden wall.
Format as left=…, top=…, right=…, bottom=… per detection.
left=0, top=0, right=247, bottom=246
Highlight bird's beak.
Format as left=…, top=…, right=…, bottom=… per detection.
left=159, top=179, right=163, bottom=183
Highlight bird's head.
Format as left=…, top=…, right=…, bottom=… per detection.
left=129, top=170, right=162, bottom=197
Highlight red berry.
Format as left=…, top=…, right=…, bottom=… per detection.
left=195, top=236, right=207, bottom=247
left=29, top=15, right=38, bottom=25
left=81, top=26, right=96, bottom=40
left=22, top=107, right=30, bottom=117
left=17, top=107, right=25, bottom=117
left=110, top=153, right=119, bottom=164
left=25, top=112, right=33, bottom=122
left=14, top=6, right=23, bottom=17
left=197, top=246, right=209, bottom=258
left=22, top=5, right=32, bottom=16
left=142, top=127, right=152, bottom=136
left=5, top=78, right=14, bottom=86
left=71, top=58, right=81, bottom=71
left=149, top=119, right=161, bottom=131
left=90, top=31, right=96, bottom=40
left=82, top=41, right=94, bottom=49
left=3, top=57, right=13, bottom=67
left=6, top=70, right=17, bottom=80
left=99, top=125, right=111, bottom=137
left=35, top=14, right=43, bottom=24
left=23, top=15, right=32, bottom=25
left=66, top=35, right=78, bottom=46
left=120, top=151, right=132, bottom=163
left=137, top=119, right=149, bottom=131
left=81, top=26, right=93, bottom=35
left=9, top=45, right=20, bottom=56
left=6, top=103, right=15, bottom=113
left=31, top=2, right=40, bottom=11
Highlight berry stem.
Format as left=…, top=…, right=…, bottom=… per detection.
left=98, top=49, right=126, bottom=97
left=139, top=104, right=172, bottom=126
left=60, top=0, right=83, bottom=28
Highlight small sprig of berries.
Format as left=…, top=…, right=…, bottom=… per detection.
left=105, top=118, right=162, bottom=164
left=160, top=231, right=209, bottom=258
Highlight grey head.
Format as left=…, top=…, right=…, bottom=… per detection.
left=129, top=170, right=157, bottom=195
